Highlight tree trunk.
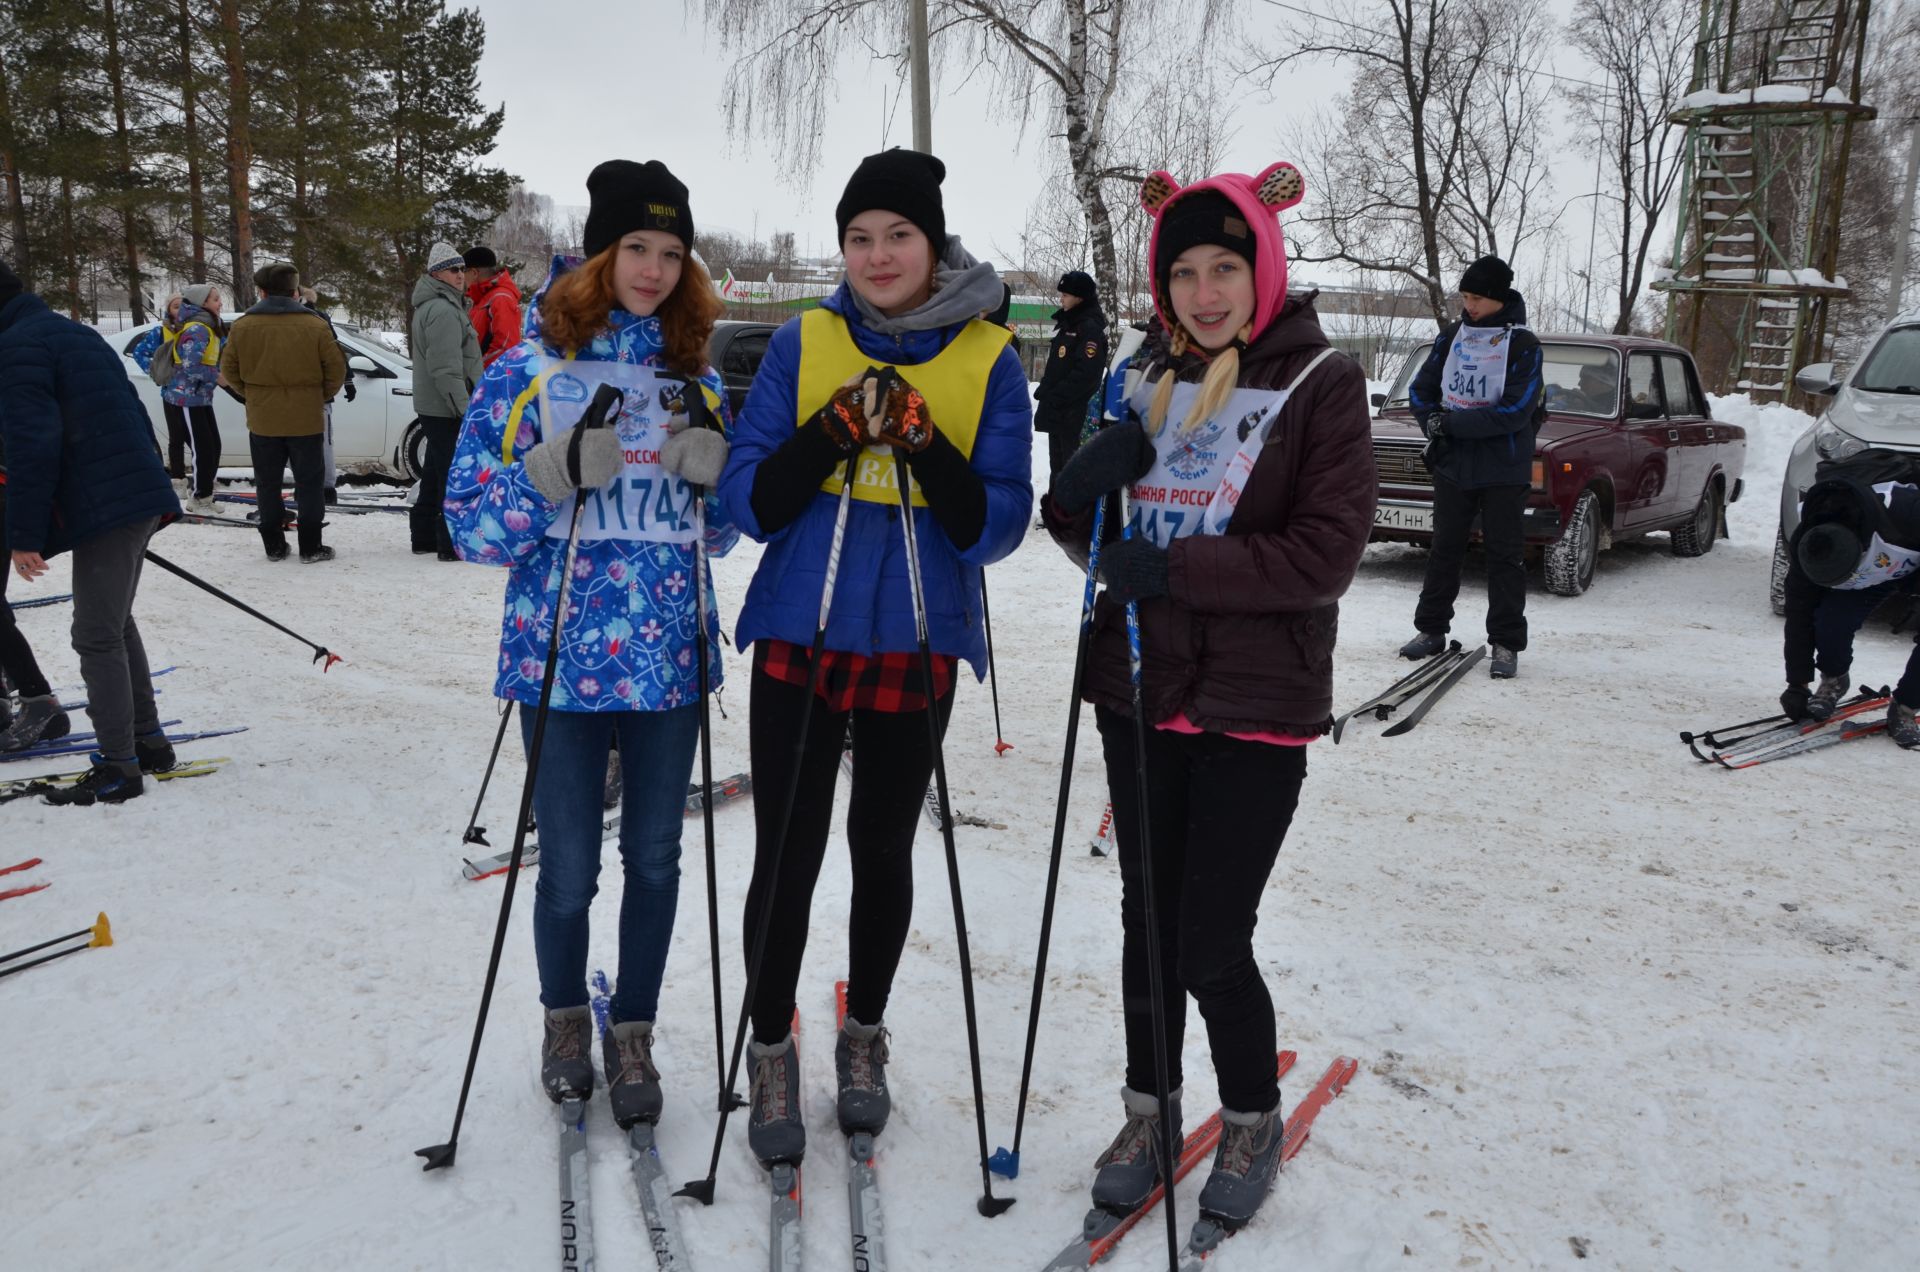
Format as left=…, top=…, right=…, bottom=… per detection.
left=219, top=0, right=253, bottom=296
left=0, top=44, right=31, bottom=286
left=102, top=0, right=146, bottom=324
left=178, top=0, right=207, bottom=282
left=59, top=167, right=81, bottom=319
left=1062, top=0, right=1122, bottom=318
left=1401, top=4, right=1447, bottom=321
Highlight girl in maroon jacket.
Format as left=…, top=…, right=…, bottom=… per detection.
left=1041, top=163, right=1376, bottom=1232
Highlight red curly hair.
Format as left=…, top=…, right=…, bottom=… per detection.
left=538, top=241, right=723, bottom=378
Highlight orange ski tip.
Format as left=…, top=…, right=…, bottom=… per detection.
left=90, top=912, right=113, bottom=948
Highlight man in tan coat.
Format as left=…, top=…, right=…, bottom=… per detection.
left=219, top=262, right=346, bottom=563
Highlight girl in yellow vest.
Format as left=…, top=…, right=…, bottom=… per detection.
left=162, top=282, right=226, bottom=513
left=716, top=148, right=1033, bottom=1167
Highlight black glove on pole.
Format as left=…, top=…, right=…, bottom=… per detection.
left=416, top=381, right=625, bottom=1172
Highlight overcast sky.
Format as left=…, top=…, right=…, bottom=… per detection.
left=472, top=0, right=1601, bottom=286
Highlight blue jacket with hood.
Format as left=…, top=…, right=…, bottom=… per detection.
left=717, top=279, right=1033, bottom=677
left=1408, top=291, right=1545, bottom=490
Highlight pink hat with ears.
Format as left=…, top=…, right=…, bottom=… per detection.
left=1142, top=162, right=1305, bottom=347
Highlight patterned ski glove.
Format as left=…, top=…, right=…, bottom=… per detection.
left=661, top=383, right=730, bottom=488
left=1780, top=684, right=1813, bottom=721
left=1051, top=420, right=1154, bottom=517
left=1098, top=535, right=1170, bottom=604
left=524, top=427, right=622, bottom=503
left=806, top=371, right=885, bottom=454
left=868, top=368, right=935, bottom=453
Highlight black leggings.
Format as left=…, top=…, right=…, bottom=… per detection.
left=161, top=404, right=190, bottom=480
left=1095, top=705, right=1307, bottom=1114
left=741, top=661, right=953, bottom=1043
left=0, top=493, right=53, bottom=699
left=166, top=402, right=221, bottom=498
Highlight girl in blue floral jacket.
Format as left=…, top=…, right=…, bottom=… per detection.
left=444, top=160, right=735, bottom=1128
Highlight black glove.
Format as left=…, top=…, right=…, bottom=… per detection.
left=1052, top=420, right=1153, bottom=517
left=1098, top=535, right=1170, bottom=604
left=343, top=378, right=358, bottom=402
left=1780, top=684, right=1812, bottom=721
left=1422, top=412, right=1449, bottom=441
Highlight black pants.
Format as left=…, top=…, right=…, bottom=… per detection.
left=166, top=403, right=221, bottom=498
left=0, top=493, right=53, bottom=699
left=410, top=415, right=459, bottom=554
left=1783, top=568, right=1920, bottom=707
left=161, top=404, right=191, bottom=481
left=1046, top=425, right=1079, bottom=483
left=1095, top=706, right=1307, bottom=1115
left=70, top=517, right=163, bottom=759
left=249, top=432, right=327, bottom=556
left=1415, top=478, right=1529, bottom=651
left=741, top=661, right=954, bottom=1044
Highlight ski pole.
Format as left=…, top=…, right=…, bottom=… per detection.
left=992, top=494, right=1105, bottom=1180
left=980, top=568, right=1012, bottom=754
left=0, top=911, right=112, bottom=980
left=891, top=443, right=1013, bottom=1217
left=1119, top=486, right=1182, bottom=1272
left=416, top=381, right=625, bottom=1173
left=680, top=455, right=859, bottom=1206
left=460, top=701, right=515, bottom=848
left=141, top=550, right=343, bottom=670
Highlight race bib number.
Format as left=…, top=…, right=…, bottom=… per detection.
left=1441, top=325, right=1514, bottom=411
left=541, top=361, right=698, bottom=545
left=1124, top=381, right=1290, bottom=548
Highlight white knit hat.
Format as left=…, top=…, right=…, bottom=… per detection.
left=426, top=241, right=465, bottom=274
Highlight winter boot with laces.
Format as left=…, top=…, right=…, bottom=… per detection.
left=601, top=1018, right=662, bottom=1127
left=135, top=731, right=176, bottom=774
left=1090, top=1085, right=1182, bottom=1215
left=43, top=754, right=143, bottom=806
left=1489, top=643, right=1519, bottom=679
left=835, top=1015, right=891, bottom=1136
left=540, top=1006, right=595, bottom=1103
left=1807, top=673, right=1851, bottom=721
left=1195, top=1100, right=1286, bottom=1231
left=748, top=1031, right=806, bottom=1166
left=1397, top=631, right=1447, bottom=660
left=0, top=694, right=71, bottom=752
left=1889, top=700, right=1920, bottom=750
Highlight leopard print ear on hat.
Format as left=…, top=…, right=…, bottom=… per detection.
left=1253, top=162, right=1305, bottom=213
left=1140, top=171, right=1181, bottom=215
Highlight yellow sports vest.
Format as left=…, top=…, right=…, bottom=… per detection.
left=164, top=319, right=222, bottom=367
left=797, top=308, right=1010, bottom=508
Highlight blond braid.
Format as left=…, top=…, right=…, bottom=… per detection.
left=1147, top=322, right=1250, bottom=439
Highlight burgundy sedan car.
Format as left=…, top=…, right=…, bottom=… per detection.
left=1371, top=335, right=1746, bottom=595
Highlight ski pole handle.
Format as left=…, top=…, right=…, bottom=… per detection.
left=566, top=383, right=625, bottom=486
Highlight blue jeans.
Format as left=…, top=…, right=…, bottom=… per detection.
left=520, top=703, right=700, bottom=1022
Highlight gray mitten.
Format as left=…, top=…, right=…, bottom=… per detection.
left=661, top=421, right=730, bottom=488
left=524, top=427, right=622, bottom=502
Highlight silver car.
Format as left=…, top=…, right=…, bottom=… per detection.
left=1773, top=309, right=1920, bottom=612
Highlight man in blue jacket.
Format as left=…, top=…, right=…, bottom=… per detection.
left=0, top=259, right=181, bottom=803
left=1399, top=255, right=1545, bottom=680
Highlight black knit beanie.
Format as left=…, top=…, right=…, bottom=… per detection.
left=583, top=160, right=694, bottom=257
left=1459, top=255, right=1514, bottom=301
left=1058, top=270, right=1098, bottom=301
left=1152, top=191, right=1255, bottom=304
left=1795, top=522, right=1865, bottom=587
left=0, top=258, right=21, bottom=307
left=463, top=245, right=498, bottom=271
left=835, top=148, right=947, bottom=250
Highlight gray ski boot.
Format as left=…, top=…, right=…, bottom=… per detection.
left=1489, top=643, right=1518, bottom=679
left=1090, top=1085, right=1182, bottom=1214
left=748, top=1031, right=806, bottom=1165
left=601, top=1018, right=662, bottom=1127
left=1195, top=1101, right=1285, bottom=1230
left=835, top=1015, right=891, bottom=1135
left=1807, top=673, right=1851, bottom=721
left=1889, top=700, right=1920, bottom=750
left=0, top=694, right=71, bottom=752
left=540, top=1006, right=595, bottom=1103
left=1397, top=631, right=1446, bottom=660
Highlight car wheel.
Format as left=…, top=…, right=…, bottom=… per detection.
left=1544, top=489, right=1600, bottom=597
left=1769, top=526, right=1790, bottom=616
left=399, top=417, right=427, bottom=484
left=1671, top=479, right=1720, bottom=557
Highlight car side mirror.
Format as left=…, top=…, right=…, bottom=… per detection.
left=348, top=355, right=379, bottom=376
left=1793, top=362, right=1840, bottom=397
left=1369, top=392, right=1386, bottom=408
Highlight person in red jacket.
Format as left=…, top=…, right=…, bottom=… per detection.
left=1041, top=162, right=1375, bottom=1235
left=463, top=245, right=523, bottom=366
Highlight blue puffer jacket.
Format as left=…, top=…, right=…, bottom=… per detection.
left=444, top=257, right=738, bottom=713
left=1408, top=292, right=1544, bottom=490
left=718, top=280, right=1033, bottom=677
left=160, top=303, right=222, bottom=407
left=0, top=293, right=179, bottom=556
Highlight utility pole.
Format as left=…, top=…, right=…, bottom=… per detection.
left=1889, top=116, right=1920, bottom=320
left=909, top=0, right=932, bottom=153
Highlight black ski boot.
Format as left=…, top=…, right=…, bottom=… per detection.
left=135, top=731, right=176, bottom=774
left=1090, top=1085, right=1181, bottom=1214
left=541, top=1006, right=595, bottom=1103
left=1807, top=673, right=1851, bottom=721
left=600, top=1017, right=662, bottom=1127
left=1397, top=631, right=1447, bottom=660
left=748, top=1031, right=805, bottom=1165
left=1889, top=700, right=1920, bottom=750
left=43, top=754, right=143, bottom=806
left=1489, top=644, right=1518, bottom=679
left=835, top=1015, right=891, bottom=1136
left=0, top=694, right=71, bottom=752
left=1195, top=1101, right=1285, bottom=1230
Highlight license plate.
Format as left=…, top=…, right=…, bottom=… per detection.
left=1374, top=503, right=1433, bottom=532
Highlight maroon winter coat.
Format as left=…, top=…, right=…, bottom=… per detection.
left=1043, top=295, right=1377, bottom=735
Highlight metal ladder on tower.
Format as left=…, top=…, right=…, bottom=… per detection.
left=1766, top=0, right=1841, bottom=99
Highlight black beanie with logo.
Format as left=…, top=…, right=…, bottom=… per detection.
left=583, top=160, right=695, bottom=258
left=835, top=148, right=947, bottom=250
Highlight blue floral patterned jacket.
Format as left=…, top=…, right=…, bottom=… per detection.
left=443, top=256, right=737, bottom=712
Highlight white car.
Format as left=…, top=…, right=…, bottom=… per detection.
left=114, top=320, right=428, bottom=481
left=1774, top=309, right=1920, bottom=611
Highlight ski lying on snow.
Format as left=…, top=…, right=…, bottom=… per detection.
left=1089, top=801, right=1114, bottom=857
left=1036, top=1051, right=1298, bottom=1271
left=834, top=980, right=885, bottom=1272
left=767, top=1008, right=804, bottom=1272
left=1172, top=1055, right=1360, bottom=1269
left=461, top=773, right=751, bottom=881
left=1331, top=641, right=1465, bottom=742
left=0, top=881, right=50, bottom=902
left=1380, top=645, right=1486, bottom=737
left=49, top=666, right=174, bottom=699
left=1701, top=690, right=1889, bottom=767
left=0, top=756, right=227, bottom=804
left=0, top=723, right=245, bottom=765
left=590, top=970, right=691, bottom=1269
left=1714, top=711, right=1890, bottom=768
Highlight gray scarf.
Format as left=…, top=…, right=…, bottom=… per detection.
left=846, top=236, right=1007, bottom=336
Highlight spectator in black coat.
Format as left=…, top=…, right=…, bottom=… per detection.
left=1033, top=270, right=1108, bottom=480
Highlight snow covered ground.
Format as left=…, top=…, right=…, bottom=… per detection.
left=4, top=397, right=1917, bottom=1271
